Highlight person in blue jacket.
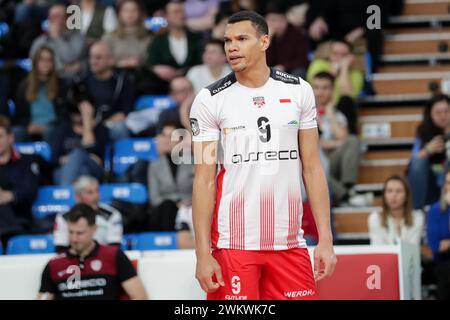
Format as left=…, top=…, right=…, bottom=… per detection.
left=427, top=169, right=450, bottom=300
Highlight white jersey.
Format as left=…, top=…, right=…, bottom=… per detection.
left=189, top=68, right=317, bottom=251
left=53, top=203, right=123, bottom=247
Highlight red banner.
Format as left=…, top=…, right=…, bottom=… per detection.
left=317, top=254, right=400, bottom=300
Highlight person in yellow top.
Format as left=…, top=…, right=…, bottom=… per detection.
left=307, top=39, right=364, bottom=103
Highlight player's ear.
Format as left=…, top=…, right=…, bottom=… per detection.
left=260, top=34, right=270, bottom=51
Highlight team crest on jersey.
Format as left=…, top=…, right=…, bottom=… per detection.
left=91, top=260, right=102, bottom=271
left=252, top=96, right=265, bottom=108
left=190, top=118, right=200, bottom=136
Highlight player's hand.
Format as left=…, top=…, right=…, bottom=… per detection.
left=195, top=254, right=225, bottom=293
left=313, top=241, right=337, bottom=281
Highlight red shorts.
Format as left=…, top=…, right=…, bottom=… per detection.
left=207, top=248, right=318, bottom=300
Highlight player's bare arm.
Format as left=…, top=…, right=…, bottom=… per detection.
left=192, top=140, right=225, bottom=293
left=298, top=128, right=337, bottom=281
left=121, top=276, right=148, bottom=300
left=37, top=292, right=55, bottom=300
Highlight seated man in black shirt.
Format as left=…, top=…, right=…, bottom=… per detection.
left=72, top=41, right=135, bottom=141
left=49, top=101, right=110, bottom=185
left=38, top=203, right=148, bottom=300
left=0, top=115, right=40, bottom=250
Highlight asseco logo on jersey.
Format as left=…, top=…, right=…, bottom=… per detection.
left=252, top=96, right=265, bottom=108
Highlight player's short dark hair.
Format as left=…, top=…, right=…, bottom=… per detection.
left=206, top=38, right=225, bottom=54
left=313, top=72, right=335, bottom=85
left=228, top=10, right=269, bottom=36
left=64, top=203, right=96, bottom=226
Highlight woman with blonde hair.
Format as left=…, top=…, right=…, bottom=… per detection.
left=13, top=46, right=67, bottom=142
left=368, top=175, right=424, bottom=245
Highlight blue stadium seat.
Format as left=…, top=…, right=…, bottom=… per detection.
left=32, top=186, right=75, bottom=220
left=15, top=141, right=52, bottom=162
left=0, top=22, right=9, bottom=38
left=112, top=138, right=159, bottom=176
left=8, top=99, right=15, bottom=118
left=121, top=233, right=138, bottom=251
left=134, top=95, right=176, bottom=111
left=100, top=183, right=148, bottom=205
left=144, top=17, right=168, bottom=33
left=120, top=237, right=128, bottom=251
left=41, top=19, right=49, bottom=32
left=7, top=234, right=55, bottom=255
left=15, top=59, right=32, bottom=72
left=132, top=232, right=177, bottom=251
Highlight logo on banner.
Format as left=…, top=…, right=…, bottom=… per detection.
left=366, top=265, right=381, bottom=290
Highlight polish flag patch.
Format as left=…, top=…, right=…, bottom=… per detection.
left=279, top=99, right=291, bottom=103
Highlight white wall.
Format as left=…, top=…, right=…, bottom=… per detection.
left=0, top=244, right=420, bottom=300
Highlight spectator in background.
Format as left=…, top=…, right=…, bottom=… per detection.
left=184, top=0, right=219, bottom=32
left=0, top=116, right=40, bottom=250
left=54, top=175, right=123, bottom=252
left=427, top=169, right=450, bottom=300
left=30, top=3, right=87, bottom=80
left=186, top=39, right=231, bottom=94
left=147, top=121, right=193, bottom=232
left=265, top=1, right=308, bottom=77
left=146, top=1, right=203, bottom=85
left=102, top=0, right=152, bottom=69
left=73, top=41, right=134, bottom=141
left=38, top=203, right=148, bottom=300
left=157, top=76, right=195, bottom=132
left=14, top=0, right=50, bottom=25
left=307, top=39, right=364, bottom=103
left=219, top=0, right=265, bottom=16
left=78, top=0, right=118, bottom=45
left=305, top=0, right=404, bottom=70
left=175, top=204, right=195, bottom=249
left=408, top=95, right=450, bottom=210
left=368, top=175, right=424, bottom=246
left=49, top=99, right=109, bottom=185
left=210, top=12, right=228, bottom=40
left=312, top=72, right=365, bottom=206
left=13, top=46, right=67, bottom=143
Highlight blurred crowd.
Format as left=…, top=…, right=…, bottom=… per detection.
left=0, top=0, right=449, bottom=299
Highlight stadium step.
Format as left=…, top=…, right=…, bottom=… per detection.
left=333, top=207, right=375, bottom=240
left=358, top=164, right=408, bottom=185
left=376, top=64, right=450, bottom=73
left=371, top=71, right=450, bottom=95
left=380, top=52, right=450, bottom=64
left=384, top=33, right=450, bottom=55
left=358, top=150, right=411, bottom=184
left=358, top=94, right=430, bottom=106
left=358, top=105, right=423, bottom=117
left=358, top=110, right=422, bottom=141
left=402, top=0, right=450, bottom=16
left=386, top=26, right=450, bottom=35
left=388, top=14, right=450, bottom=26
